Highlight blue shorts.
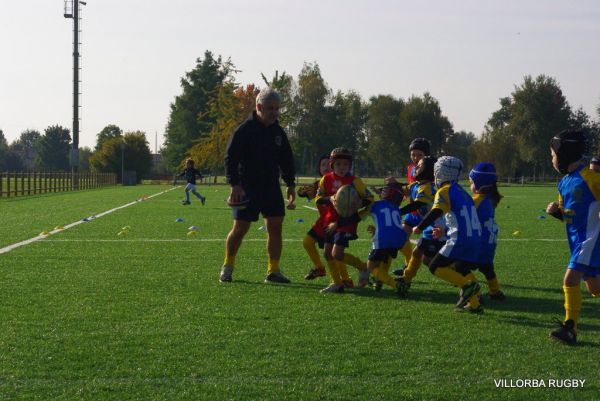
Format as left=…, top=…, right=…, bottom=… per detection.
left=368, top=248, right=399, bottom=262
left=568, top=262, right=600, bottom=278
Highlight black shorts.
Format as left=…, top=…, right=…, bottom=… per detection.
left=368, top=248, right=399, bottom=262
left=324, top=231, right=358, bottom=248
left=428, top=253, right=456, bottom=271
left=307, top=228, right=325, bottom=249
left=233, top=185, right=285, bottom=222
left=417, top=238, right=446, bottom=258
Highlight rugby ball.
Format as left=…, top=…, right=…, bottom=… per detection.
left=333, top=185, right=361, bottom=217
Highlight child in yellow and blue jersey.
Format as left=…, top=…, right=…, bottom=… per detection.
left=546, top=130, right=600, bottom=345
left=413, top=156, right=483, bottom=312
left=455, top=162, right=505, bottom=303
left=395, top=156, right=447, bottom=296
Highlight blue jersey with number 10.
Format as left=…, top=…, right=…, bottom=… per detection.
left=370, top=200, right=407, bottom=250
left=432, top=182, right=482, bottom=261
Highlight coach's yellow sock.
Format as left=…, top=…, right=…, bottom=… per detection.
left=403, top=255, right=422, bottom=283
left=488, top=278, right=501, bottom=294
left=564, top=285, right=581, bottom=330
left=267, top=259, right=280, bottom=274
left=303, top=235, right=324, bottom=269
left=434, top=267, right=469, bottom=288
left=400, top=241, right=413, bottom=265
left=326, top=259, right=343, bottom=286
left=344, top=253, right=367, bottom=271
left=224, top=254, right=235, bottom=268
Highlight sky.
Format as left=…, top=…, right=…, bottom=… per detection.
left=1, top=0, right=599, bottom=150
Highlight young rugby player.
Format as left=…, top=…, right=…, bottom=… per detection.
left=298, top=155, right=368, bottom=282
left=546, top=130, right=600, bottom=345
left=316, top=147, right=372, bottom=293
left=179, top=159, right=206, bottom=205
left=412, top=156, right=483, bottom=312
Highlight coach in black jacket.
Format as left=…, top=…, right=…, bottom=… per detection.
left=220, top=87, right=296, bottom=284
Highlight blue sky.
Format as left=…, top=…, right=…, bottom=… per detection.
left=1, top=0, right=598, bottom=149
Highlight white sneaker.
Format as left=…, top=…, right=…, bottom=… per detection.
left=219, top=265, right=233, bottom=282
left=320, top=283, right=344, bottom=294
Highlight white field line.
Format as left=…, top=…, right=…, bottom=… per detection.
left=41, top=237, right=568, bottom=243
left=303, top=205, right=318, bottom=211
left=0, top=187, right=179, bottom=255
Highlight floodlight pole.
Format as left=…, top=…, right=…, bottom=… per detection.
left=65, top=0, right=86, bottom=188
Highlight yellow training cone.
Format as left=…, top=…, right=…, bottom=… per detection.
left=187, top=230, right=198, bottom=237
left=40, top=231, right=50, bottom=236
left=54, top=226, right=64, bottom=230
left=512, top=230, right=521, bottom=236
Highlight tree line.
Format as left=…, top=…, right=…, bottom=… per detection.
left=2, top=50, right=598, bottom=180
left=163, top=51, right=600, bottom=179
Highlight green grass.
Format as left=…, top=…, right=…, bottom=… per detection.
left=0, top=184, right=598, bottom=400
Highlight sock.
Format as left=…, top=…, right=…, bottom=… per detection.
left=466, top=272, right=477, bottom=282
left=400, top=241, right=413, bottom=265
left=488, top=277, right=501, bottom=294
left=267, top=259, right=280, bottom=274
left=303, top=235, right=324, bottom=269
left=372, top=262, right=397, bottom=289
left=434, top=267, right=469, bottom=288
left=564, top=285, right=581, bottom=330
left=403, top=254, right=422, bottom=283
left=192, top=190, right=203, bottom=200
left=326, top=259, right=342, bottom=286
left=185, top=191, right=190, bottom=202
left=344, top=253, right=367, bottom=271
left=224, top=254, right=235, bottom=268
left=339, top=261, right=351, bottom=282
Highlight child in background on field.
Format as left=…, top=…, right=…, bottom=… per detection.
left=589, top=156, right=600, bottom=173
left=413, top=156, right=483, bottom=313
left=456, top=162, right=505, bottom=302
left=179, top=159, right=206, bottom=205
left=316, top=147, right=373, bottom=293
left=298, top=155, right=368, bottom=281
left=546, top=130, right=600, bottom=345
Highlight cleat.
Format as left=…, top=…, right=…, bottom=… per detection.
left=342, top=279, right=354, bottom=289
left=182, top=200, right=191, bottom=205
left=456, top=281, right=481, bottom=308
left=304, top=268, right=326, bottom=280
left=455, top=304, right=484, bottom=314
left=358, top=269, right=370, bottom=288
left=201, top=196, right=206, bottom=206
left=392, top=266, right=406, bottom=277
left=489, top=291, right=506, bottom=301
left=549, top=318, right=577, bottom=345
left=395, top=277, right=410, bottom=298
left=370, top=278, right=383, bottom=291
left=219, top=265, right=233, bottom=282
left=264, top=271, right=291, bottom=284
left=320, top=283, right=344, bottom=294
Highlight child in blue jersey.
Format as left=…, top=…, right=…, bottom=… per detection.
left=179, top=159, right=206, bottom=205
left=546, top=130, right=600, bottom=345
left=456, top=162, right=505, bottom=303
left=365, top=183, right=412, bottom=295
left=413, top=156, right=483, bottom=312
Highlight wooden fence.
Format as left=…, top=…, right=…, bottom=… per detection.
left=0, top=172, right=117, bottom=198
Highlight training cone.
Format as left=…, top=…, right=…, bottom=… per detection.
left=40, top=231, right=50, bottom=236
left=175, top=218, right=184, bottom=223
left=117, top=231, right=127, bottom=237
left=187, top=230, right=198, bottom=236
left=188, top=226, right=199, bottom=231
left=54, top=226, right=64, bottom=230
left=512, top=230, right=521, bottom=236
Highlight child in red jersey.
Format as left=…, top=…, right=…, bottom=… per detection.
left=316, top=147, right=373, bottom=293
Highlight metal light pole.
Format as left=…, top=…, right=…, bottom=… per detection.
left=121, top=142, right=125, bottom=185
left=64, top=0, right=86, bottom=188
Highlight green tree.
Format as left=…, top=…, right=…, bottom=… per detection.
left=90, top=132, right=152, bottom=182
left=261, top=70, right=295, bottom=130
left=95, top=124, right=123, bottom=151
left=78, top=147, right=93, bottom=172
left=364, top=95, right=405, bottom=175
left=443, top=130, right=476, bottom=168
left=15, top=129, right=41, bottom=169
left=36, top=125, right=71, bottom=170
left=0, top=129, right=7, bottom=170
left=400, top=93, right=452, bottom=156
left=328, top=90, right=368, bottom=172
left=163, top=51, right=235, bottom=171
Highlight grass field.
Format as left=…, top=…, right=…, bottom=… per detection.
left=0, top=184, right=598, bottom=401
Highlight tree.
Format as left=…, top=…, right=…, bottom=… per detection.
left=261, top=70, right=295, bottom=130
left=443, top=130, right=476, bottom=168
left=399, top=93, right=452, bottom=156
left=90, top=131, right=152, bottom=182
left=78, top=147, right=93, bottom=172
left=0, top=129, right=7, bottom=170
left=364, top=95, right=405, bottom=175
left=163, top=51, right=235, bottom=171
left=36, top=125, right=71, bottom=170
left=95, top=124, right=123, bottom=151
left=188, top=83, right=258, bottom=173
